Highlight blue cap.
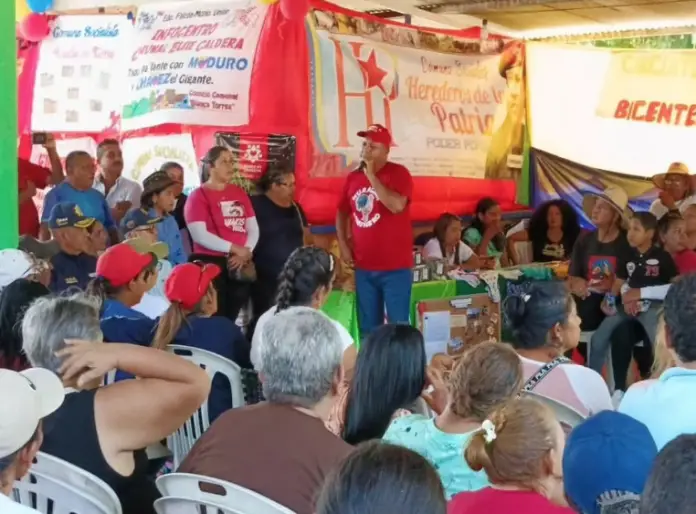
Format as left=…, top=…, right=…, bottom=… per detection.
left=48, top=202, right=95, bottom=230
left=563, top=411, right=657, bottom=514
left=120, top=208, right=162, bottom=233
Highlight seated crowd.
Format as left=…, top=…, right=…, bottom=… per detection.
left=4, top=156, right=696, bottom=514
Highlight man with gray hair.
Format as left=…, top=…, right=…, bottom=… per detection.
left=180, top=307, right=352, bottom=514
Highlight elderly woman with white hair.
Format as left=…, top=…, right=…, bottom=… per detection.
left=180, top=306, right=352, bottom=514
left=21, top=294, right=211, bottom=514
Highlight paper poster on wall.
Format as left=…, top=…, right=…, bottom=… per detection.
left=527, top=43, right=696, bottom=177
left=308, top=10, right=525, bottom=180
left=31, top=15, right=130, bottom=133
left=121, top=134, right=200, bottom=192
left=122, top=0, right=268, bottom=130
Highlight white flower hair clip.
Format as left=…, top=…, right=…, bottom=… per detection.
left=481, top=419, right=497, bottom=443
left=522, top=294, right=531, bottom=303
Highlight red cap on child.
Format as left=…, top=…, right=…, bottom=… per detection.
left=96, top=243, right=155, bottom=287
left=165, top=263, right=221, bottom=310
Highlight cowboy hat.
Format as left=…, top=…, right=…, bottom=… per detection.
left=652, top=162, right=696, bottom=190
left=582, top=185, right=633, bottom=228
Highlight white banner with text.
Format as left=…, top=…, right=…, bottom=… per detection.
left=122, top=0, right=268, bottom=130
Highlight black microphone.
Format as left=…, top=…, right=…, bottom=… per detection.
left=357, top=160, right=366, bottom=172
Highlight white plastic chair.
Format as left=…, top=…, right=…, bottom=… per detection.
left=156, top=473, right=296, bottom=514
left=28, top=452, right=122, bottom=514
left=154, top=496, right=242, bottom=514
left=14, top=469, right=117, bottom=514
left=522, top=391, right=587, bottom=429
left=167, top=345, right=245, bottom=468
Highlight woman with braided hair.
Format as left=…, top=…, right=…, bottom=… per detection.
left=250, top=247, right=356, bottom=376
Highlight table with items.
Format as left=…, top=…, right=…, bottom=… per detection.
left=321, top=255, right=568, bottom=357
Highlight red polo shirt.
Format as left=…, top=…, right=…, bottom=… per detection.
left=338, top=162, right=413, bottom=271
left=18, top=159, right=51, bottom=237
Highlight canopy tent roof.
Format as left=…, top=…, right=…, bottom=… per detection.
left=52, top=0, right=696, bottom=38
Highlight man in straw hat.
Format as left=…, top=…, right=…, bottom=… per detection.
left=569, top=186, right=633, bottom=338
left=650, top=162, right=696, bottom=220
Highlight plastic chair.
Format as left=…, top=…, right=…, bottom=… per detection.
left=154, top=496, right=243, bottom=514
left=30, top=452, right=122, bottom=514
left=167, top=345, right=245, bottom=468
left=156, top=473, right=296, bottom=514
left=522, top=391, right=587, bottom=429
left=14, top=469, right=116, bottom=514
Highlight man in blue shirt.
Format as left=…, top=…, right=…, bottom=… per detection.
left=40, top=151, right=118, bottom=244
left=46, top=202, right=98, bottom=293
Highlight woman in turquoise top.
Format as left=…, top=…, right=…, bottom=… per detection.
left=462, top=197, right=510, bottom=268
left=382, top=342, right=523, bottom=499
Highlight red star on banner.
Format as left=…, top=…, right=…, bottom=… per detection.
left=357, top=50, right=387, bottom=92
left=107, top=111, right=121, bottom=133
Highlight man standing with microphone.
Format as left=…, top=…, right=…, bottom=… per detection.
left=336, top=124, right=413, bottom=339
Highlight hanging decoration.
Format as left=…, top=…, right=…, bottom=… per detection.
left=26, top=0, right=53, bottom=13
left=280, top=0, right=309, bottom=21
left=16, top=0, right=31, bottom=22
left=19, top=12, right=50, bottom=42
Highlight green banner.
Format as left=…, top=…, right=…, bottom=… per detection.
left=1, top=0, right=18, bottom=249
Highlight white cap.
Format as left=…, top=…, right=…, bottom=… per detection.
left=0, top=250, right=35, bottom=290
left=0, top=368, right=65, bottom=459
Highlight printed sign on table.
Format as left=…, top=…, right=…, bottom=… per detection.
left=31, top=16, right=130, bottom=133
left=121, top=134, right=200, bottom=193
left=122, top=1, right=268, bottom=130
left=308, top=10, right=524, bottom=180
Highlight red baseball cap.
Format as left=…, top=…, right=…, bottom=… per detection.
left=96, top=242, right=156, bottom=287
left=357, top=124, right=393, bottom=147
left=165, top=263, right=221, bottom=310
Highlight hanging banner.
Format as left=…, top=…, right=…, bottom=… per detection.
left=308, top=9, right=524, bottom=180
left=596, top=50, right=696, bottom=124
left=18, top=38, right=40, bottom=139
left=532, top=149, right=656, bottom=229
left=31, top=15, right=130, bottom=133
left=121, top=134, right=200, bottom=193
left=527, top=43, right=696, bottom=177
left=216, top=132, right=296, bottom=192
left=122, top=0, right=268, bottom=131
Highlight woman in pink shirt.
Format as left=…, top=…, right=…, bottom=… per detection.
left=449, top=398, right=573, bottom=514
left=184, top=146, right=259, bottom=326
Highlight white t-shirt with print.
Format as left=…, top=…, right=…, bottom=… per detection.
left=650, top=194, right=696, bottom=220
left=251, top=305, right=354, bottom=369
left=423, top=238, right=475, bottom=266
left=0, top=492, right=42, bottom=514
left=519, top=355, right=613, bottom=416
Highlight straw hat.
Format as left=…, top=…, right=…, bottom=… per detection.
left=652, top=162, right=696, bottom=190
left=582, top=185, right=633, bottom=228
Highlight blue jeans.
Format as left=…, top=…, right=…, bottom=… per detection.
left=354, top=268, right=412, bottom=339
left=588, top=304, right=661, bottom=374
